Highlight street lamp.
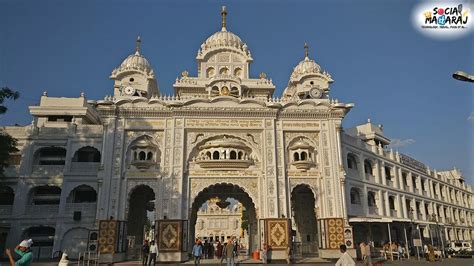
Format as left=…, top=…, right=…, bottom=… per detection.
left=409, top=208, right=420, bottom=260
left=452, top=71, right=474, bottom=83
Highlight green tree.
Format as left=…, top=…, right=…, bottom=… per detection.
left=0, top=87, right=20, bottom=177
left=241, top=207, right=249, bottom=232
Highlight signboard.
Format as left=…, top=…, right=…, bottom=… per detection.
left=413, top=239, right=422, bottom=247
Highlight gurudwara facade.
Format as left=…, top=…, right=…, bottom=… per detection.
left=0, top=7, right=472, bottom=262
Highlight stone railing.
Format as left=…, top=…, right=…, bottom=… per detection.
left=31, top=165, right=65, bottom=176
left=65, top=202, right=97, bottom=216
left=368, top=207, right=378, bottom=215
left=0, top=205, right=13, bottom=217
left=70, top=162, right=100, bottom=173
left=25, top=205, right=59, bottom=217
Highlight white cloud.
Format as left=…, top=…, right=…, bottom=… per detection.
left=389, top=138, right=415, bottom=148
left=468, top=113, right=474, bottom=122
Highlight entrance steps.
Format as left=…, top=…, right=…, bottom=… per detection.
left=114, top=256, right=331, bottom=265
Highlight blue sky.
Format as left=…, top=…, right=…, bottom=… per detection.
left=1, top=0, right=473, bottom=184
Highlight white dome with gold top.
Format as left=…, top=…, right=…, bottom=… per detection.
left=197, top=6, right=252, bottom=60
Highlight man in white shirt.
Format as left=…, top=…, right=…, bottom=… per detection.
left=148, top=240, right=158, bottom=266
left=335, top=244, right=355, bottom=266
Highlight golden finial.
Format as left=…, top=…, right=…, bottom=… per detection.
left=135, top=36, right=141, bottom=55
left=259, top=72, right=267, bottom=79
left=181, top=70, right=189, bottom=78
left=304, top=42, right=309, bottom=59
left=221, top=6, right=228, bottom=31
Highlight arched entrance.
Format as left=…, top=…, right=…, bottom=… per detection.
left=127, top=185, right=155, bottom=253
left=190, top=183, right=258, bottom=256
left=291, top=184, right=318, bottom=257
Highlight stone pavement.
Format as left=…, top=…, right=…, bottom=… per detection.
left=28, top=257, right=474, bottom=266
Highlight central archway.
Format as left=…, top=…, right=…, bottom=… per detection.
left=189, top=183, right=259, bottom=256
left=127, top=185, right=155, bottom=254
left=291, top=184, right=318, bottom=257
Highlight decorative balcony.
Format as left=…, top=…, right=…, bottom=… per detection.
left=193, top=137, right=254, bottom=170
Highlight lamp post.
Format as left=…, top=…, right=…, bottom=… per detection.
left=409, top=208, right=420, bottom=260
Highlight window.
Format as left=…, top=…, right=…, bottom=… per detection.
left=35, top=147, right=66, bottom=165
left=230, top=151, right=237, bottom=160
left=368, top=192, right=376, bottom=207
left=350, top=188, right=361, bottom=204
left=384, top=166, right=392, bottom=181
left=293, top=152, right=300, bottom=162
left=213, top=151, right=220, bottom=160
left=389, top=196, right=395, bottom=210
left=72, top=147, right=101, bottom=162
left=301, top=152, right=307, bottom=161
left=347, top=154, right=357, bottom=169
left=364, top=160, right=373, bottom=175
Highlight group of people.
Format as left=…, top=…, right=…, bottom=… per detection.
left=141, top=240, right=159, bottom=266
left=4, top=239, right=34, bottom=266
left=192, top=238, right=238, bottom=266
left=381, top=241, right=407, bottom=260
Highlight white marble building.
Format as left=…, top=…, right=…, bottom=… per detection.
left=0, top=6, right=472, bottom=262
left=195, top=198, right=247, bottom=245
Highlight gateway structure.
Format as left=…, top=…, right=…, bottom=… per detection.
left=0, top=7, right=472, bottom=262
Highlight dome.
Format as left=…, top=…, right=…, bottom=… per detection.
left=197, top=6, right=251, bottom=60
left=111, top=36, right=154, bottom=76
left=290, top=57, right=323, bottom=80
left=119, top=52, right=152, bottom=72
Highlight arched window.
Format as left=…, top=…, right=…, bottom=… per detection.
left=30, top=186, right=61, bottom=205
left=234, top=67, right=242, bottom=77
left=72, top=146, right=101, bottom=162
left=347, top=153, right=357, bottom=170
left=238, top=151, right=243, bottom=160
left=206, top=67, right=215, bottom=78
left=293, top=152, right=300, bottom=162
left=230, top=151, right=237, bottom=160
left=67, top=185, right=97, bottom=203
left=219, top=67, right=229, bottom=75
left=350, top=188, right=361, bottom=204
left=367, top=191, right=376, bottom=207
left=206, top=152, right=211, bottom=159
left=35, top=147, right=66, bottom=165
left=364, top=160, right=373, bottom=175
left=139, top=151, right=146, bottom=160
left=213, top=151, right=220, bottom=160
left=134, top=151, right=137, bottom=160
left=0, top=186, right=14, bottom=205
left=301, top=152, right=307, bottom=161
left=147, top=152, right=153, bottom=161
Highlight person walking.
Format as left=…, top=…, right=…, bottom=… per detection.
left=335, top=244, right=355, bottom=266
left=359, top=242, right=367, bottom=261
left=224, top=239, right=235, bottom=266
left=261, top=243, right=268, bottom=264
left=5, top=239, right=34, bottom=266
left=148, top=240, right=158, bottom=266
left=192, top=239, right=203, bottom=266
left=141, top=240, right=150, bottom=266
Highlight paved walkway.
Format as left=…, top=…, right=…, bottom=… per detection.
left=28, top=257, right=474, bottom=266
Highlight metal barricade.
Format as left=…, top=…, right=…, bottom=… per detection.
left=77, top=251, right=100, bottom=266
